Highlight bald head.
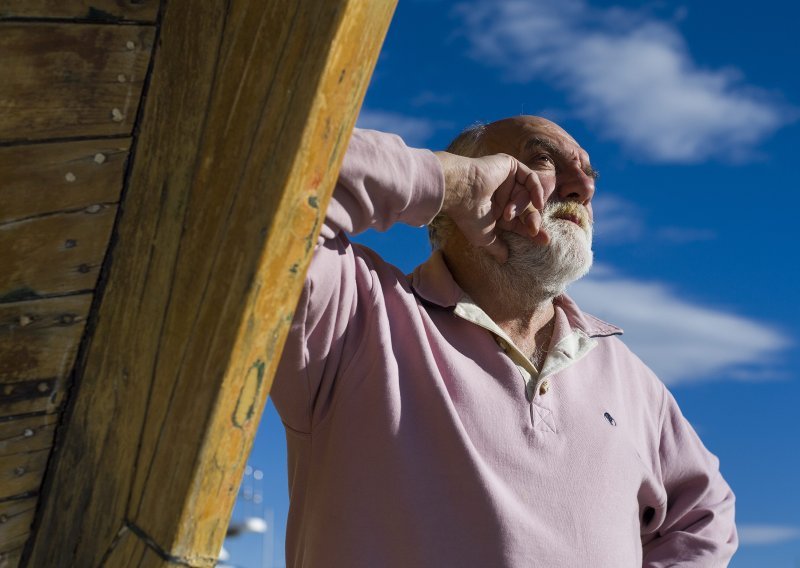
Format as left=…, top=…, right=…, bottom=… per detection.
left=430, top=116, right=596, bottom=249
left=481, top=116, right=580, bottom=158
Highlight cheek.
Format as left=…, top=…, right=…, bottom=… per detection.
left=539, top=173, right=557, bottom=201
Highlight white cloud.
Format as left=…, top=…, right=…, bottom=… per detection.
left=590, top=194, right=643, bottom=243
left=411, top=91, right=454, bottom=107
left=737, top=524, right=800, bottom=546
left=454, top=0, right=794, bottom=162
left=569, top=266, right=789, bottom=384
left=591, top=194, right=716, bottom=245
left=356, top=110, right=441, bottom=147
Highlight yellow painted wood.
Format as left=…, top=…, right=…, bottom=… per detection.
left=0, top=0, right=159, bottom=22
left=0, top=23, right=154, bottom=142
left=26, top=0, right=397, bottom=565
left=0, top=139, right=129, bottom=224
left=0, top=295, right=91, bottom=386
left=0, top=206, right=116, bottom=300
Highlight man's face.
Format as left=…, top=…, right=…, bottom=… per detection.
left=482, top=116, right=597, bottom=220
left=481, top=116, right=597, bottom=298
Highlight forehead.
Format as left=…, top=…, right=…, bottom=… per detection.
left=483, top=116, right=589, bottom=162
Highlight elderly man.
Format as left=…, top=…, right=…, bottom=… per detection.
left=273, top=116, right=737, bottom=567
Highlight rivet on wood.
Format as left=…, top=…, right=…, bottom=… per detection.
left=78, top=264, right=92, bottom=274
left=94, top=153, right=107, bottom=164
left=117, top=74, right=127, bottom=83
left=60, top=314, right=76, bottom=325
left=65, top=239, right=77, bottom=249
left=0, top=515, right=7, bottom=524
left=111, top=108, right=125, bottom=122
left=38, top=382, right=50, bottom=393
left=14, top=467, right=25, bottom=477
left=86, top=204, right=102, bottom=213
left=19, top=314, right=32, bottom=327
left=65, top=172, right=77, bottom=182
left=23, top=428, right=34, bottom=437
left=126, top=41, right=135, bottom=50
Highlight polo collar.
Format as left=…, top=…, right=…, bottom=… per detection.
left=408, top=250, right=624, bottom=339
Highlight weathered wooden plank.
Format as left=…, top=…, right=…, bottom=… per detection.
left=0, top=414, right=57, bottom=457
left=0, top=449, right=48, bottom=501
left=0, top=138, right=129, bottom=224
left=0, top=0, right=159, bottom=22
left=0, top=295, right=91, bottom=387
left=100, top=526, right=183, bottom=568
left=0, top=544, right=23, bottom=568
left=0, top=23, right=154, bottom=142
left=100, top=528, right=151, bottom=568
left=0, top=379, right=61, bottom=418
left=27, top=0, right=396, bottom=566
left=0, top=206, right=116, bottom=300
left=0, top=498, right=36, bottom=551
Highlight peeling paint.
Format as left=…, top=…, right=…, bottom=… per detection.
left=304, top=212, right=321, bottom=254
left=231, top=360, right=265, bottom=428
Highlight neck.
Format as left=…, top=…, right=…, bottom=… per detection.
left=443, top=238, right=557, bottom=361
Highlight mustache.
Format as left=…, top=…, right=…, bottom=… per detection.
left=543, top=201, right=592, bottom=231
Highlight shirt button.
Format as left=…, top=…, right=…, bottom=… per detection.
left=538, top=380, right=550, bottom=395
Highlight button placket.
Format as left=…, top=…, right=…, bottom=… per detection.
left=529, top=374, right=556, bottom=432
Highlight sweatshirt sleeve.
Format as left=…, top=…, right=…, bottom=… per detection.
left=319, top=128, right=445, bottom=240
left=642, top=388, right=738, bottom=567
left=271, top=128, right=444, bottom=433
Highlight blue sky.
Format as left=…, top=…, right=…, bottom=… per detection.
left=225, top=1, right=800, bottom=566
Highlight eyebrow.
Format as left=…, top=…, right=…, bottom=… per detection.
left=524, top=137, right=599, bottom=180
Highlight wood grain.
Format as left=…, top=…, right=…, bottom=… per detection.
left=0, top=138, right=129, bottom=224
left=0, top=295, right=91, bottom=386
left=0, top=379, right=61, bottom=418
left=26, top=0, right=397, bottom=565
left=0, top=543, right=23, bottom=568
left=0, top=206, right=116, bottom=300
left=0, top=498, right=36, bottom=552
left=0, top=23, right=154, bottom=142
left=0, top=0, right=159, bottom=22
left=0, top=414, right=57, bottom=458
left=0, top=450, right=49, bottom=501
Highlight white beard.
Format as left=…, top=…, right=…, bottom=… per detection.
left=475, top=201, right=594, bottom=308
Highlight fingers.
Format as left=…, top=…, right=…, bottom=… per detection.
left=520, top=203, right=542, bottom=236
left=504, top=197, right=542, bottom=237
left=447, top=154, right=550, bottom=264
left=515, top=161, right=545, bottom=211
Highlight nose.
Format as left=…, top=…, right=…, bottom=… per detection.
left=555, top=161, right=594, bottom=206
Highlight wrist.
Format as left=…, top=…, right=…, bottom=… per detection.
left=434, top=151, right=471, bottom=215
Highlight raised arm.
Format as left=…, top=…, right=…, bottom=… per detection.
left=323, top=129, right=547, bottom=259
left=273, top=128, right=545, bottom=432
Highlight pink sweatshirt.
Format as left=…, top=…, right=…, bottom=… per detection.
left=272, top=129, right=737, bottom=567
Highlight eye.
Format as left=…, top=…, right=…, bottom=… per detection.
left=531, top=153, right=555, bottom=166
